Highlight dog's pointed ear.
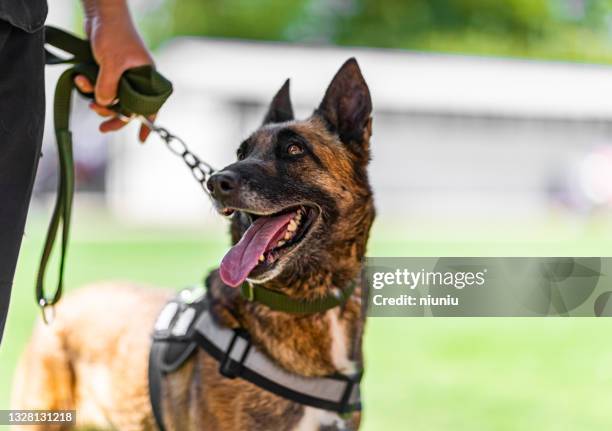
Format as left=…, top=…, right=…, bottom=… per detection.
left=262, top=79, right=294, bottom=125
left=315, top=58, right=372, bottom=155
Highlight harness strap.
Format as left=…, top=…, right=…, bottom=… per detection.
left=37, top=26, right=172, bottom=315
left=192, top=309, right=362, bottom=413
left=148, top=341, right=167, bottom=431
left=149, top=290, right=362, bottom=430
left=240, top=281, right=357, bottom=313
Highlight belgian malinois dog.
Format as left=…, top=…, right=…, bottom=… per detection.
left=12, top=58, right=374, bottom=431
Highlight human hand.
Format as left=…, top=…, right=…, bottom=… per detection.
left=74, top=0, right=155, bottom=142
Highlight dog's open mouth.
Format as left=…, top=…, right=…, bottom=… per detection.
left=219, top=205, right=318, bottom=287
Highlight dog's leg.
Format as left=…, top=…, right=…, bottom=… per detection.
left=11, top=321, right=74, bottom=431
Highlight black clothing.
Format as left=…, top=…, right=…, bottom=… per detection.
left=0, top=0, right=47, bottom=33
left=0, top=20, right=45, bottom=344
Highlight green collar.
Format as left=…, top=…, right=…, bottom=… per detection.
left=240, top=281, right=357, bottom=314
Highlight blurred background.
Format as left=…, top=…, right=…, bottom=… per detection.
left=3, top=0, right=612, bottom=429
left=38, top=0, right=612, bottom=222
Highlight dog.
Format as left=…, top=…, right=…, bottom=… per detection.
left=12, top=58, right=375, bottom=431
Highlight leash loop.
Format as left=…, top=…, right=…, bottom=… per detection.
left=39, top=26, right=217, bottom=321
left=37, top=26, right=173, bottom=321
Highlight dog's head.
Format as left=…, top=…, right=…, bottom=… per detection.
left=207, top=58, right=375, bottom=287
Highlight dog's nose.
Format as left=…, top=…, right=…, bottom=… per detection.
left=206, top=171, right=239, bottom=198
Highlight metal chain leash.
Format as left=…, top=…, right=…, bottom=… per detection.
left=121, top=114, right=217, bottom=193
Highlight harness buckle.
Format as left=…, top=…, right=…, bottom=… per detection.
left=219, top=329, right=251, bottom=379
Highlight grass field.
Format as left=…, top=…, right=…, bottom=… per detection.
left=2, top=211, right=612, bottom=430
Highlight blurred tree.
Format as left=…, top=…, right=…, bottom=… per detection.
left=139, top=0, right=309, bottom=47
left=136, top=0, right=612, bottom=64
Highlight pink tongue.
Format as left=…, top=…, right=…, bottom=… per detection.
left=219, top=212, right=295, bottom=287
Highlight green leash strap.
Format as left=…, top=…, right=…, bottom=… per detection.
left=240, top=281, right=357, bottom=314
left=37, top=26, right=173, bottom=319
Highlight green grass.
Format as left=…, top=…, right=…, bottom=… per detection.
left=2, top=213, right=612, bottom=430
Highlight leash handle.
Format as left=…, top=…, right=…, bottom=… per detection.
left=36, top=26, right=173, bottom=321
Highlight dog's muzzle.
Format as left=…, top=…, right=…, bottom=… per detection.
left=206, top=170, right=240, bottom=201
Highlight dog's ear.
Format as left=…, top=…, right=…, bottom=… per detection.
left=315, top=58, right=372, bottom=157
left=262, top=79, right=294, bottom=125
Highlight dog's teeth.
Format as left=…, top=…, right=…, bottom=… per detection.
left=259, top=254, right=265, bottom=262
left=277, top=240, right=285, bottom=247
left=284, top=231, right=292, bottom=240
left=287, top=220, right=298, bottom=232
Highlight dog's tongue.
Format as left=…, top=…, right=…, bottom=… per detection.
left=219, top=212, right=294, bottom=287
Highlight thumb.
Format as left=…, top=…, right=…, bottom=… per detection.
left=95, top=63, right=124, bottom=106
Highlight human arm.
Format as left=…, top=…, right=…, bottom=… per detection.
left=74, top=0, right=155, bottom=142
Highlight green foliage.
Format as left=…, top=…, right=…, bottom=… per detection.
left=171, top=0, right=308, bottom=40
left=139, top=0, right=309, bottom=48
left=329, top=0, right=612, bottom=62
left=138, top=0, right=612, bottom=63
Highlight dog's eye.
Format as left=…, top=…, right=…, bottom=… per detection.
left=287, top=143, right=303, bottom=156
left=237, top=150, right=246, bottom=161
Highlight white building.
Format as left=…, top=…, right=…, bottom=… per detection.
left=65, top=38, right=612, bottom=224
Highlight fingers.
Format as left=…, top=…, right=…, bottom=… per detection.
left=88, top=102, right=115, bottom=117
left=138, top=114, right=156, bottom=143
left=76, top=75, right=117, bottom=118
left=88, top=101, right=128, bottom=133
left=94, top=63, right=124, bottom=107
left=99, top=116, right=130, bottom=133
left=74, top=75, right=94, bottom=94
left=76, top=74, right=125, bottom=131
left=74, top=74, right=158, bottom=142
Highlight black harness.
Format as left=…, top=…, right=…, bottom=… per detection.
left=148, top=286, right=362, bottom=431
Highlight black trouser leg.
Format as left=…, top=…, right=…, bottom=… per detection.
left=0, top=21, right=45, bottom=345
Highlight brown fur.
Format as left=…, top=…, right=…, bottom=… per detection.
left=12, top=58, right=374, bottom=431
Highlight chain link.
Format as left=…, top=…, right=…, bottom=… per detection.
left=120, top=114, right=216, bottom=193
